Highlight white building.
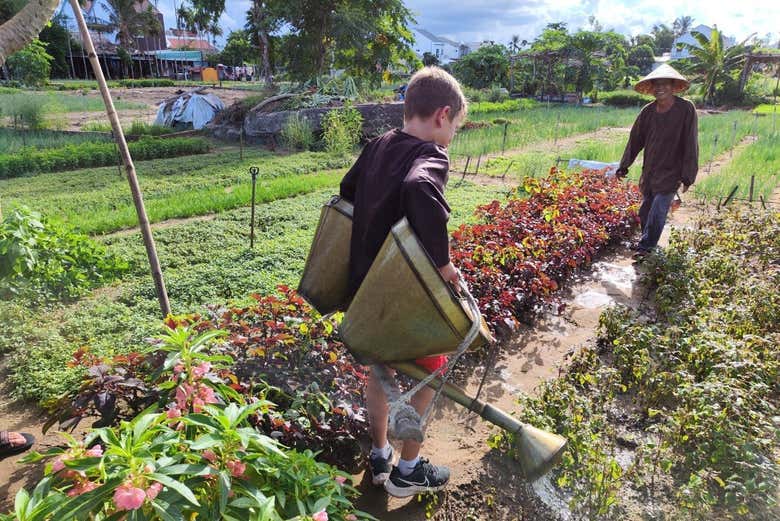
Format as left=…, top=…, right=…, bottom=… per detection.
left=411, top=28, right=467, bottom=64
left=671, top=24, right=736, bottom=60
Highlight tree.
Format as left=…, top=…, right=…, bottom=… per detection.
left=421, top=51, right=438, bottom=66
left=39, top=13, right=74, bottom=78
left=651, top=23, right=675, bottom=54
left=628, top=44, right=655, bottom=74
left=246, top=1, right=282, bottom=85
left=673, top=16, right=694, bottom=38
left=177, top=0, right=225, bottom=47
left=0, top=0, right=60, bottom=67
left=220, top=29, right=252, bottom=66
left=452, top=44, right=509, bottom=89
left=6, top=37, right=52, bottom=85
left=271, top=0, right=417, bottom=82
left=675, top=27, right=751, bottom=105
left=103, top=0, right=162, bottom=51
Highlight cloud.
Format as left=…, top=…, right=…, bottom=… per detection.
left=143, top=0, right=779, bottom=49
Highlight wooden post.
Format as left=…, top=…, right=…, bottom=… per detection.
left=68, top=0, right=170, bottom=317
left=723, top=185, right=739, bottom=207
left=501, top=122, right=509, bottom=154
left=749, top=175, right=755, bottom=202
left=249, top=167, right=258, bottom=249
left=474, top=155, right=482, bottom=176
left=707, top=135, right=719, bottom=176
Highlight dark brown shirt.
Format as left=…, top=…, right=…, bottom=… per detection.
left=618, top=96, right=699, bottom=194
left=340, top=129, right=451, bottom=298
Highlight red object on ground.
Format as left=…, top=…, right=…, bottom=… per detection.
left=415, top=355, right=448, bottom=373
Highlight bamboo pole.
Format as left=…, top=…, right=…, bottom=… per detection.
left=68, top=0, right=171, bottom=317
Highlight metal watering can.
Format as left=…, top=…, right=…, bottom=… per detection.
left=298, top=196, right=567, bottom=479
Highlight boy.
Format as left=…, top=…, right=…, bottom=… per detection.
left=339, top=66, right=467, bottom=498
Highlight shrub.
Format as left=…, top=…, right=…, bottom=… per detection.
left=0, top=206, right=128, bottom=302
left=600, top=89, right=653, bottom=107
left=117, top=78, right=175, bottom=88
left=128, top=120, right=174, bottom=136
left=321, top=105, right=363, bottom=155
left=1, top=93, right=48, bottom=129
left=5, top=39, right=53, bottom=87
left=0, top=137, right=211, bottom=178
left=7, top=326, right=370, bottom=521
left=279, top=113, right=316, bottom=151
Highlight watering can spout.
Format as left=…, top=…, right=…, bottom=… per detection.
left=513, top=423, right=567, bottom=480
left=391, top=362, right=567, bottom=480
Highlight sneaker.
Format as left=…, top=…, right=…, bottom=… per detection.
left=368, top=447, right=394, bottom=485
left=383, top=458, right=450, bottom=498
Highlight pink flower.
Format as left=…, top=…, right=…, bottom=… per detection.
left=67, top=480, right=98, bottom=497
left=312, top=510, right=328, bottom=521
left=192, top=397, right=205, bottom=412
left=198, top=385, right=218, bottom=405
left=85, top=445, right=103, bottom=458
left=52, top=457, right=66, bottom=473
left=113, top=483, right=146, bottom=511
left=173, top=363, right=184, bottom=375
left=334, top=476, right=347, bottom=485
left=146, top=482, right=163, bottom=500
left=192, top=362, right=211, bottom=379
left=346, top=515, right=357, bottom=521
left=202, top=449, right=217, bottom=463
left=166, top=407, right=182, bottom=420
left=175, top=383, right=194, bottom=409
left=226, top=459, right=246, bottom=478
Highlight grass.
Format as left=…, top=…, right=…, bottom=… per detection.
left=1, top=180, right=508, bottom=402
left=0, top=90, right=145, bottom=115
left=472, top=109, right=779, bottom=185
left=0, top=127, right=111, bottom=152
left=753, top=104, right=779, bottom=115
left=450, top=105, right=639, bottom=159
left=1, top=148, right=353, bottom=234
left=696, top=132, right=780, bottom=201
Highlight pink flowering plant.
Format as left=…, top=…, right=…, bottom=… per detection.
left=4, top=328, right=372, bottom=521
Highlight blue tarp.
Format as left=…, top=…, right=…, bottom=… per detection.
left=567, top=159, right=619, bottom=176
left=152, top=50, right=206, bottom=64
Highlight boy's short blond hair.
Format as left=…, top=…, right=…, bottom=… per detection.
left=404, top=66, right=468, bottom=123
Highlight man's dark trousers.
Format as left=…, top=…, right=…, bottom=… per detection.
left=637, top=189, right=675, bottom=252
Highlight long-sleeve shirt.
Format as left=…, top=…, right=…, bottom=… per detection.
left=340, top=129, right=451, bottom=299
left=618, top=96, right=699, bottom=195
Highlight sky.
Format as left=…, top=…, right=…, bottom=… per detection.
left=66, top=0, right=780, bottom=50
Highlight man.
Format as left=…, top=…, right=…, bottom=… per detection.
left=616, top=64, right=699, bottom=258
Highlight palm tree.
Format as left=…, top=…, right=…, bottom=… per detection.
left=673, top=16, right=694, bottom=38
left=676, top=27, right=752, bottom=106
left=0, top=0, right=60, bottom=67
left=246, top=1, right=281, bottom=86
left=102, top=0, right=161, bottom=52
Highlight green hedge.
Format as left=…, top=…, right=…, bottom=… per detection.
left=116, top=78, right=175, bottom=88
left=600, top=89, right=653, bottom=107
left=0, top=137, right=211, bottom=178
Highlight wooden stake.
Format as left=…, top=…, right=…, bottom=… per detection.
left=69, top=0, right=171, bottom=317
left=749, top=175, right=755, bottom=202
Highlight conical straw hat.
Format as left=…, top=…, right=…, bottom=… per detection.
left=634, top=63, right=690, bottom=95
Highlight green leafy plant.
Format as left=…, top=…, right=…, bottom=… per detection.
left=280, top=113, right=316, bottom=151
left=0, top=206, right=128, bottom=302
left=6, top=327, right=372, bottom=521
left=5, top=39, right=53, bottom=87
left=0, top=137, right=211, bottom=178
left=321, top=105, right=363, bottom=155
